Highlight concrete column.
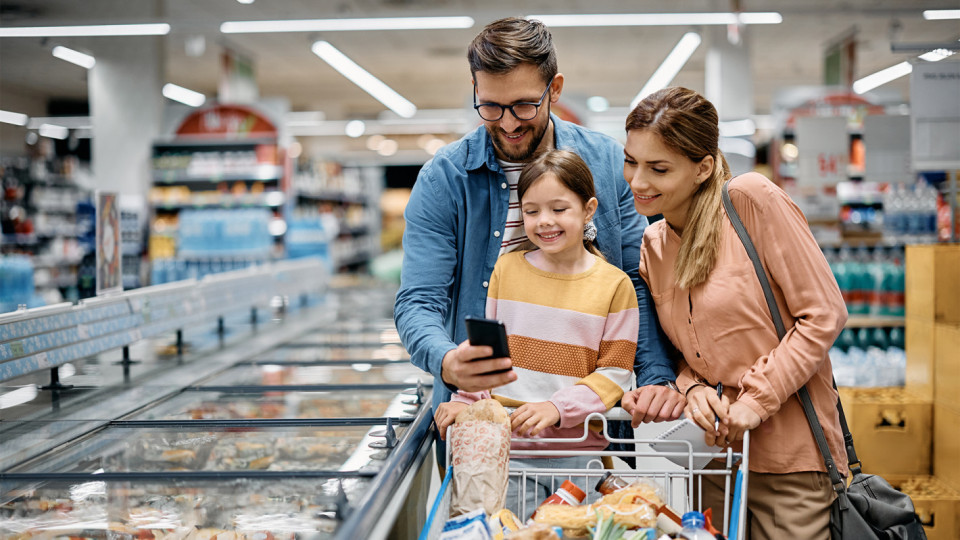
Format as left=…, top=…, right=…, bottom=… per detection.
left=705, top=26, right=753, bottom=122
left=89, top=36, right=164, bottom=197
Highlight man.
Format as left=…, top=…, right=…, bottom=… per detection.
left=394, top=17, right=683, bottom=462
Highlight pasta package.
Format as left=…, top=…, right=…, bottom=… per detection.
left=449, top=399, right=512, bottom=517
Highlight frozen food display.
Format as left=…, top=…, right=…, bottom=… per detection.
left=200, top=362, right=424, bottom=387
left=9, top=425, right=401, bottom=475
left=260, top=344, right=411, bottom=362
left=0, top=476, right=371, bottom=539
left=129, top=389, right=416, bottom=420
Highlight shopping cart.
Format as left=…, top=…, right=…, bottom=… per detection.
left=420, top=408, right=749, bottom=540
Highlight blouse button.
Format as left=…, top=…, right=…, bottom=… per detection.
left=688, top=318, right=692, bottom=324
left=494, top=231, right=501, bottom=238
left=482, top=281, right=489, bottom=288
left=696, top=352, right=701, bottom=358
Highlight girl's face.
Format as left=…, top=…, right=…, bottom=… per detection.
left=521, top=173, right=597, bottom=258
left=623, top=129, right=713, bottom=233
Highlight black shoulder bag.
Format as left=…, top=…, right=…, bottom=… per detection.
left=721, top=182, right=927, bottom=540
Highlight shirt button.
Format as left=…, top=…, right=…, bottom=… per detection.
left=696, top=352, right=701, bottom=358
left=494, top=231, right=501, bottom=238
left=501, top=183, right=507, bottom=189
left=688, top=318, right=692, bottom=324
left=482, top=281, right=489, bottom=288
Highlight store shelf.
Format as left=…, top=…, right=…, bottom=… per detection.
left=152, top=191, right=286, bottom=210
left=297, top=191, right=367, bottom=205
left=845, top=316, right=906, bottom=328
left=153, top=167, right=283, bottom=184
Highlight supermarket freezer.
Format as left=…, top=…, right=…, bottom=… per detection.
left=1, top=283, right=437, bottom=539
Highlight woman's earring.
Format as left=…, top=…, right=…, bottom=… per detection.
left=583, top=221, right=597, bottom=242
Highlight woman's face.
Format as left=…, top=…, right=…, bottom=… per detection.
left=623, top=129, right=712, bottom=234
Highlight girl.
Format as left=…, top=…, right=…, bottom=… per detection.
left=434, top=149, right=639, bottom=517
left=619, top=87, right=847, bottom=540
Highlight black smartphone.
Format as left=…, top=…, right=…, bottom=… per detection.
left=464, top=316, right=511, bottom=363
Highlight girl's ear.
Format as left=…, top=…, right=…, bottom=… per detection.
left=584, top=197, right=598, bottom=222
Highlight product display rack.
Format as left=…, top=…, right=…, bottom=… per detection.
left=0, top=266, right=436, bottom=539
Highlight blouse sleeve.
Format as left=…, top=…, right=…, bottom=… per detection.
left=729, top=174, right=848, bottom=421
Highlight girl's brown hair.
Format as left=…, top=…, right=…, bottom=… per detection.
left=517, top=149, right=604, bottom=259
left=625, top=87, right=732, bottom=289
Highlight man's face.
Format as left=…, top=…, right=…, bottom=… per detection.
left=473, top=63, right=561, bottom=163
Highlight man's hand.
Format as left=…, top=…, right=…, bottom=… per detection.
left=621, top=384, right=686, bottom=427
left=434, top=401, right=469, bottom=441
left=441, top=339, right=517, bottom=392
left=511, top=401, right=561, bottom=437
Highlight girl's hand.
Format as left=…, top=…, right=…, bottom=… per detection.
left=684, top=385, right=730, bottom=447
left=716, top=401, right=761, bottom=447
left=510, top=401, right=561, bottom=437
left=434, top=401, right=469, bottom=441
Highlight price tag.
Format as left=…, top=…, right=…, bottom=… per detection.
left=10, top=341, right=24, bottom=356
left=77, top=324, right=89, bottom=339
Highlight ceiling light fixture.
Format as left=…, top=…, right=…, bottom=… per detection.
left=39, top=124, right=69, bottom=140
left=632, top=32, right=702, bottom=108
left=919, top=48, right=955, bottom=62
left=0, top=109, right=29, bottom=126
left=922, top=10, right=960, bottom=20
left=222, top=16, right=474, bottom=34
left=0, top=24, right=171, bottom=37
left=852, top=62, right=913, bottom=94
left=162, top=83, right=206, bottom=107
left=527, top=12, right=782, bottom=27
left=345, top=120, right=366, bottom=138
left=52, top=46, right=95, bottom=69
left=311, top=40, right=417, bottom=118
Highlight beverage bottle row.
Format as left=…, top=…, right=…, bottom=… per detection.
left=0, top=255, right=39, bottom=314
left=150, top=258, right=263, bottom=285
left=177, top=209, right=274, bottom=258
left=825, top=245, right=904, bottom=317
left=883, top=182, right=939, bottom=241
left=832, top=326, right=906, bottom=388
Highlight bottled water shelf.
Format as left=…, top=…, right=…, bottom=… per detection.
left=845, top=316, right=906, bottom=328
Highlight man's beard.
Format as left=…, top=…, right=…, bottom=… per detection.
left=487, top=106, right=551, bottom=163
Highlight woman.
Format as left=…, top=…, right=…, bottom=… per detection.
left=619, top=87, right=847, bottom=540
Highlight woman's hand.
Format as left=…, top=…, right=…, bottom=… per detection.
left=717, top=401, right=761, bottom=447
left=684, top=385, right=730, bottom=447
left=434, top=401, right=468, bottom=441
left=510, top=401, right=561, bottom=437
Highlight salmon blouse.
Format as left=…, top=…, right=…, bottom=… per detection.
left=639, top=173, right=849, bottom=475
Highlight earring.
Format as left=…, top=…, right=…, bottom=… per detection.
left=583, top=221, right=597, bottom=242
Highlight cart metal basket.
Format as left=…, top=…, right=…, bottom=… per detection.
left=420, top=408, right=749, bottom=540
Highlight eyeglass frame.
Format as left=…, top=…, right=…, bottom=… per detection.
left=472, top=80, right=552, bottom=122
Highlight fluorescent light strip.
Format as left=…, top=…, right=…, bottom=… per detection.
left=527, top=12, right=781, bottom=27
left=39, top=124, right=69, bottom=140
left=632, top=32, right=702, bottom=108
left=919, top=49, right=955, bottom=62
left=311, top=41, right=416, bottom=119
left=0, top=109, right=29, bottom=126
left=222, top=16, right=473, bottom=33
left=162, top=83, right=206, bottom=107
left=52, top=46, right=95, bottom=69
left=852, top=62, right=913, bottom=94
left=923, top=9, right=960, bottom=20
left=0, top=23, right=170, bottom=37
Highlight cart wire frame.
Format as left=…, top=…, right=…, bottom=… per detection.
left=421, top=408, right=749, bottom=540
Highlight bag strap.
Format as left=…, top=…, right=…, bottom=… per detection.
left=720, top=182, right=856, bottom=491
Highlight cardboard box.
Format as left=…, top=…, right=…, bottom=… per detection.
left=934, top=403, right=960, bottom=492
left=906, top=318, right=936, bottom=400
left=838, top=387, right=932, bottom=476
left=906, top=244, right=960, bottom=325
left=935, top=323, right=960, bottom=410
left=885, top=475, right=960, bottom=540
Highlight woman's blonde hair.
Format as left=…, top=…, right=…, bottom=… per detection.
left=517, top=150, right=604, bottom=259
left=625, top=87, right=732, bottom=289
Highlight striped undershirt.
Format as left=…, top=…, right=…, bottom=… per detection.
left=498, top=159, right=528, bottom=255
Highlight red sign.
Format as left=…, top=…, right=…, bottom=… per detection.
left=175, top=104, right=277, bottom=139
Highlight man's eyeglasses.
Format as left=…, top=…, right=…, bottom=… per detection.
left=473, top=82, right=551, bottom=122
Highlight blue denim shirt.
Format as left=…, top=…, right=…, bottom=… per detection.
left=395, top=114, right=674, bottom=411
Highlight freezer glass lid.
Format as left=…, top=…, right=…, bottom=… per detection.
left=128, top=389, right=420, bottom=420
left=266, top=343, right=410, bottom=361
left=284, top=328, right=402, bottom=346
left=198, top=362, right=425, bottom=386
left=0, top=476, right=369, bottom=539
left=8, top=424, right=402, bottom=474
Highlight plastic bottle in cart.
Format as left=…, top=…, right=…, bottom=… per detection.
left=528, top=479, right=586, bottom=521
left=678, top=511, right=715, bottom=539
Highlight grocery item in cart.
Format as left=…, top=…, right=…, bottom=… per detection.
left=449, top=399, right=512, bottom=517
left=531, top=501, right=657, bottom=536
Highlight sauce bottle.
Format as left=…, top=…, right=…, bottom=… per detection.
left=529, top=479, right=586, bottom=520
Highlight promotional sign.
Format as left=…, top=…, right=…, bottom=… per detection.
left=796, top=116, right=849, bottom=187
left=96, top=191, right=122, bottom=295
left=911, top=61, right=960, bottom=171
left=864, top=115, right=911, bottom=184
